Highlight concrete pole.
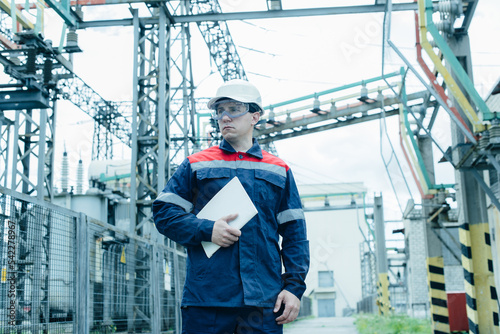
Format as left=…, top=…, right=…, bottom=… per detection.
left=419, top=135, right=450, bottom=333
left=447, top=33, right=500, bottom=334
left=374, top=195, right=391, bottom=315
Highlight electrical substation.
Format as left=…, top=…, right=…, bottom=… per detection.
left=0, top=0, right=499, bottom=333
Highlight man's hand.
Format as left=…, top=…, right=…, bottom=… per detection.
left=274, top=290, right=301, bottom=325
left=211, top=214, right=241, bottom=247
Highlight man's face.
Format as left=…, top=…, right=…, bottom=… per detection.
left=214, top=101, right=259, bottom=143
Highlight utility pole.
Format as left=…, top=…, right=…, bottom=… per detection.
left=448, top=33, right=500, bottom=333
left=419, top=135, right=450, bottom=333
left=374, top=195, right=391, bottom=315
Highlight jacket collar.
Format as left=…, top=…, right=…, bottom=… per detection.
left=219, top=138, right=263, bottom=159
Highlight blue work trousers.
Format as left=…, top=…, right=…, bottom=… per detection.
left=181, top=306, right=283, bottom=334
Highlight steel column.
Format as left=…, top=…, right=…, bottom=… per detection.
left=7, top=106, right=55, bottom=199
left=0, top=112, right=11, bottom=187
left=76, top=212, right=90, bottom=334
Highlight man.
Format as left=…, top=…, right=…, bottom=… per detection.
left=153, top=79, right=309, bottom=334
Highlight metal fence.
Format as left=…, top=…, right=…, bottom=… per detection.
left=389, top=284, right=408, bottom=314
left=357, top=294, right=377, bottom=314
left=297, top=296, right=312, bottom=319
left=0, top=186, right=186, bottom=333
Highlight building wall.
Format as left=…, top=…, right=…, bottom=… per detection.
left=440, top=227, right=464, bottom=292
left=405, top=216, right=465, bottom=318
left=404, top=217, right=430, bottom=318
left=304, top=208, right=366, bottom=317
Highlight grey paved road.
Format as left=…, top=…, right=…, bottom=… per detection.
left=284, top=317, right=359, bottom=334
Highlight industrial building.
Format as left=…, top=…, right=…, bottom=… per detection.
left=0, top=0, right=499, bottom=333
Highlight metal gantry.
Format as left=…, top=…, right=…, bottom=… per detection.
left=0, top=0, right=499, bottom=332
left=0, top=31, right=58, bottom=201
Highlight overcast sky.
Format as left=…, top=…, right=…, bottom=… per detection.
left=39, top=0, right=500, bottom=220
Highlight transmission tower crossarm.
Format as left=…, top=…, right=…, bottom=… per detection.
left=190, top=0, right=247, bottom=80
left=57, top=71, right=132, bottom=147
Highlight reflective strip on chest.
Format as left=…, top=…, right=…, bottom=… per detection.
left=191, top=160, right=287, bottom=178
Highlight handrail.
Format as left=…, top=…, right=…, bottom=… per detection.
left=264, top=70, right=401, bottom=111
left=261, top=84, right=394, bottom=120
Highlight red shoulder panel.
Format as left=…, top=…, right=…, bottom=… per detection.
left=261, top=150, right=289, bottom=171
left=188, top=146, right=290, bottom=172
left=188, top=146, right=228, bottom=163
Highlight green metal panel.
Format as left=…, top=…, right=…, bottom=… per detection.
left=44, top=0, right=76, bottom=27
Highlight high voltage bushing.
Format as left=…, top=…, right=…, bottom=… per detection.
left=65, top=29, right=82, bottom=53
left=66, top=30, right=78, bottom=45
left=437, top=0, right=462, bottom=16
left=434, top=0, right=462, bottom=35
left=478, top=131, right=489, bottom=151
left=489, top=125, right=500, bottom=143
left=434, top=20, right=454, bottom=34
left=43, top=58, right=53, bottom=85
left=26, top=48, right=37, bottom=75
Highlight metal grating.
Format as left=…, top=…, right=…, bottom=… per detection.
left=87, top=219, right=187, bottom=333
left=0, top=192, right=76, bottom=332
left=0, top=188, right=187, bottom=333
left=88, top=221, right=132, bottom=332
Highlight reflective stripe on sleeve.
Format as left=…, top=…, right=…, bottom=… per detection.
left=156, top=192, right=193, bottom=213
left=277, top=208, right=305, bottom=225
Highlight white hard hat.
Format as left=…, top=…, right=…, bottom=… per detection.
left=207, top=79, right=264, bottom=114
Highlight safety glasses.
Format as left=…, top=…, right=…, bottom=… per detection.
left=211, top=101, right=250, bottom=120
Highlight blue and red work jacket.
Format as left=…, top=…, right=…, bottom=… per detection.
left=153, top=139, right=309, bottom=308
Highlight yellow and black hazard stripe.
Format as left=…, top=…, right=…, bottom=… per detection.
left=461, top=223, right=481, bottom=333
left=460, top=223, right=479, bottom=333
left=376, top=273, right=391, bottom=315
left=460, top=222, right=500, bottom=333
left=426, top=256, right=450, bottom=334
left=482, top=224, right=500, bottom=331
